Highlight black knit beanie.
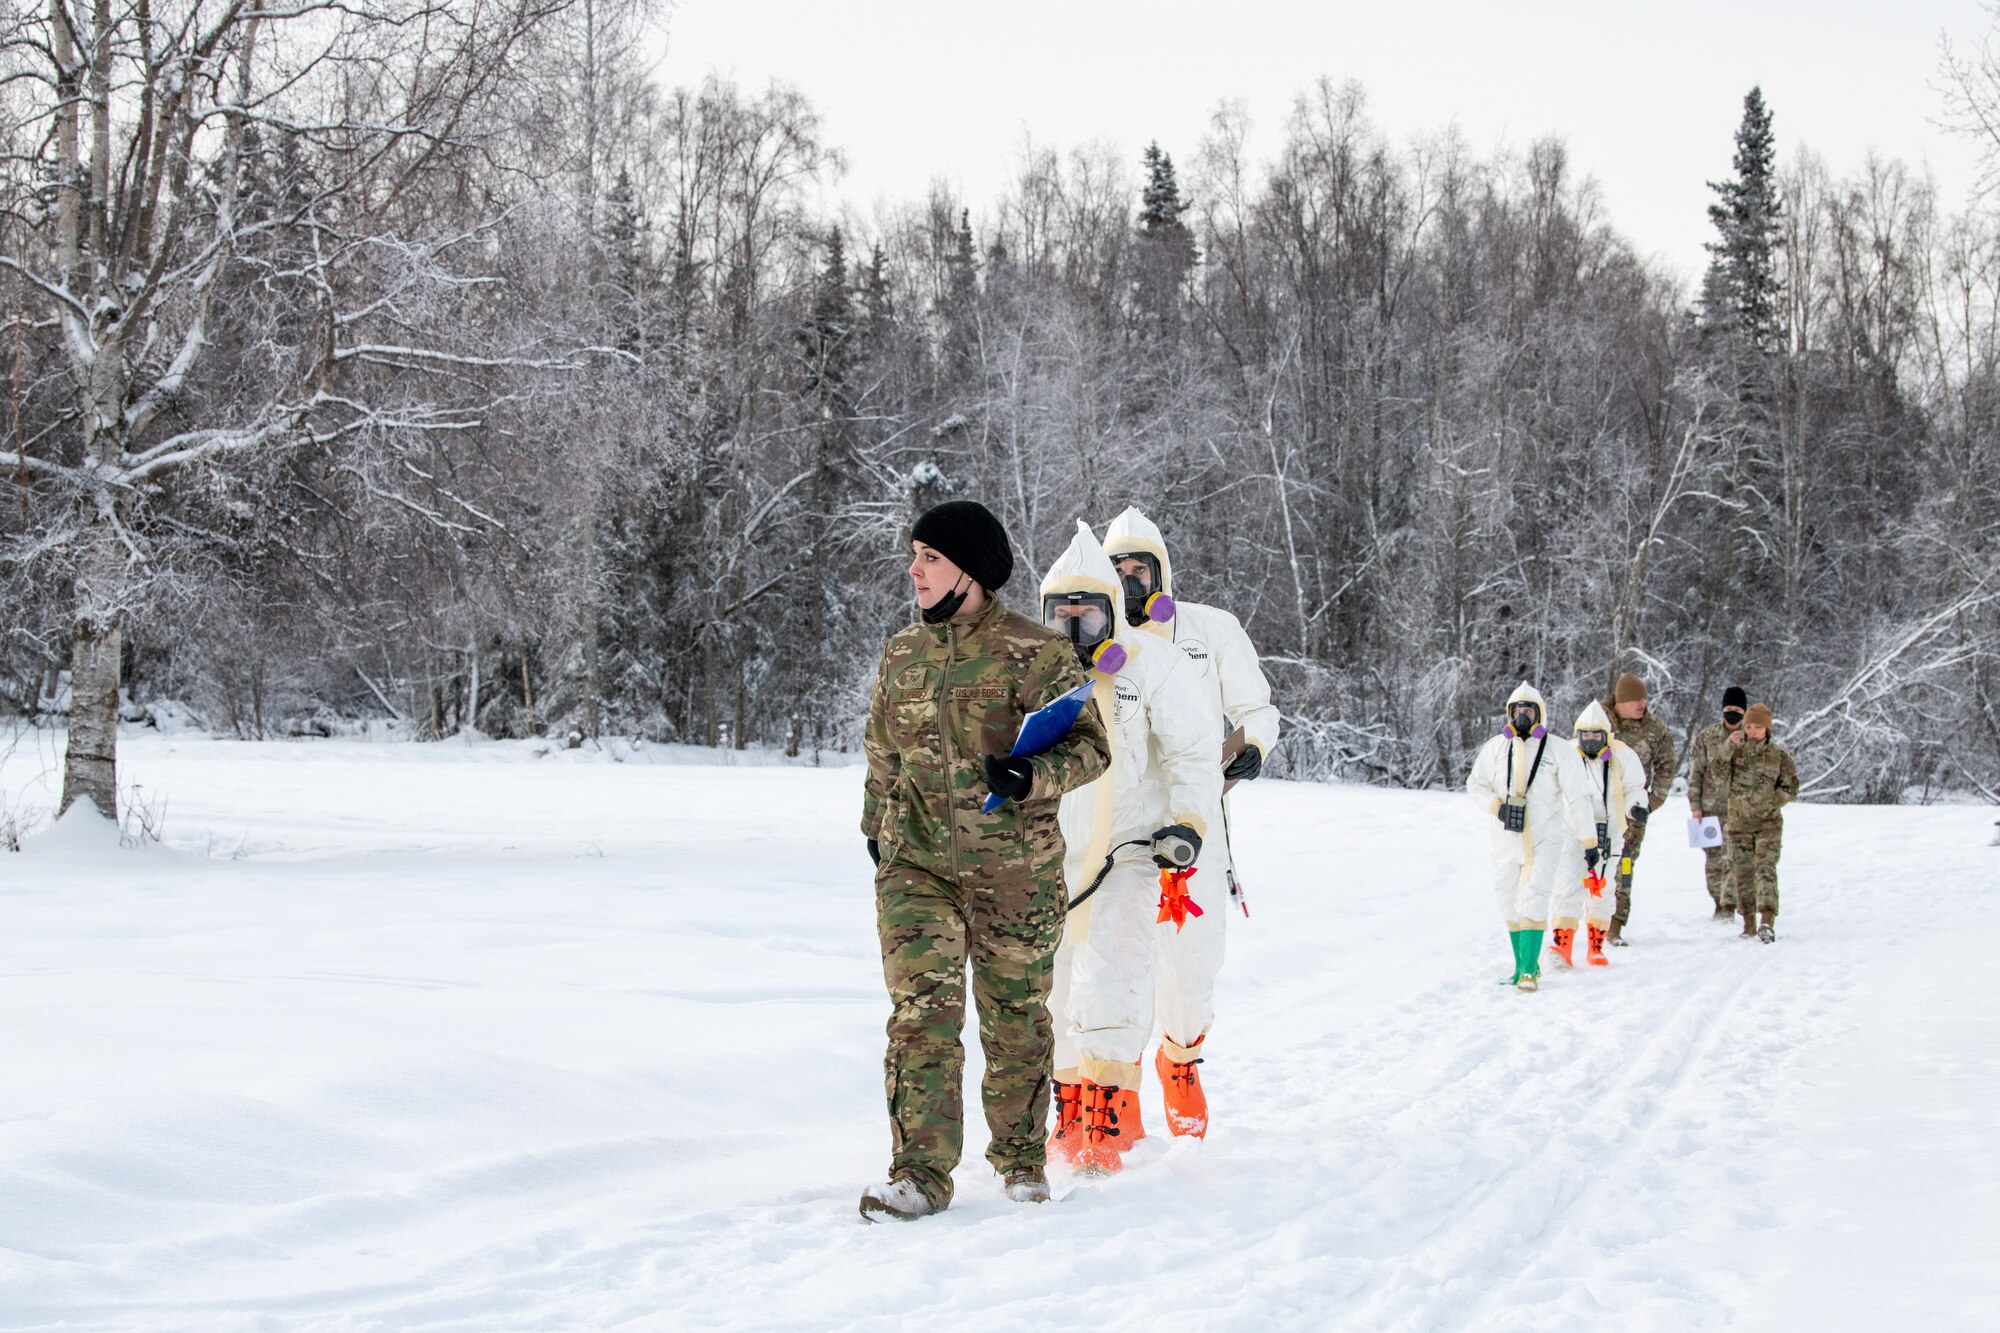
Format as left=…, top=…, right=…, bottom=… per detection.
left=910, top=500, right=1013, bottom=593
left=1722, top=685, right=1748, bottom=712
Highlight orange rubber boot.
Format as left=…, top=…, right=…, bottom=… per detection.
left=1072, top=1082, right=1125, bottom=1175
left=1547, top=928, right=1575, bottom=968
left=1155, top=1041, right=1209, bottom=1138
left=1111, top=1086, right=1146, bottom=1150
left=1048, top=1080, right=1086, bottom=1167
left=1587, top=924, right=1609, bottom=967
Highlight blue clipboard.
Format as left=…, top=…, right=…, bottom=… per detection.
left=982, top=680, right=1097, bottom=812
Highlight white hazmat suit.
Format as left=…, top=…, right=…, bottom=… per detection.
left=1465, top=683, right=1595, bottom=929
left=1043, top=522, right=1224, bottom=1091
left=1550, top=700, right=1647, bottom=932
left=1102, top=507, right=1279, bottom=1064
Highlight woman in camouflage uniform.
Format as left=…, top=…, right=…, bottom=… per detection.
left=1720, top=702, right=1799, bottom=942
left=857, top=500, right=1111, bottom=1222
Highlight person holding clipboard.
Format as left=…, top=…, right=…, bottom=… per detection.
left=857, top=500, right=1110, bottom=1222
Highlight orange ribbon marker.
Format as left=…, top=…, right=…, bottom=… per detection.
left=1157, top=866, right=1204, bottom=931
left=1584, top=869, right=1606, bottom=898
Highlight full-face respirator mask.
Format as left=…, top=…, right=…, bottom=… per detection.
left=1042, top=591, right=1126, bottom=673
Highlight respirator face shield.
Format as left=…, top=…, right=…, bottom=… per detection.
left=1508, top=701, right=1542, bottom=736
left=1109, top=551, right=1164, bottom=624
left=1577, top=729, right=1608, bottom=758
left=1043, top=592, right=1116, bottom=652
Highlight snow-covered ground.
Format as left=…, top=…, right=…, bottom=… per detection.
left=2, top=728, right=1996, bottom=1331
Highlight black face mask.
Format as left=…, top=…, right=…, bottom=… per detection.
left=1111, top=552, right=1163, bottom=624
left=1722, top=708, right=1745, bottom=727
left=1121, top=573, right=1152, bottom=626
left=922, top=578, right=969, bottom=625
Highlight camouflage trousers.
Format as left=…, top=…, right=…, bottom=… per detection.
left=1728, top=822, right=1783, bottom=916
left=875, top=856, right=1065, bottom=1208
left=1703, top=839, right=1736, bottom=908
left=1612, top=812, right=1651, bottom=928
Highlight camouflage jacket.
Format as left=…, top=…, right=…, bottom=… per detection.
left=1606, top=705, right=1676, bottom=810
left=1684, top=720, right=1734, bottom=818
left=862, top=596, right=1111, bottom=883
left=1720, top=736, right=1799, bottom=829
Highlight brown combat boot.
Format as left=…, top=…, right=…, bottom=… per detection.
left=1738, top=898, right=1757, bottom=938
left=1758, top=910, right=1776, bottom=944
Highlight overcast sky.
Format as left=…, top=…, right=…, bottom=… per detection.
left=658, top=0, right=1992, bottom=286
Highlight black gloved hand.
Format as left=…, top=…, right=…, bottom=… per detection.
left=1584, top=845, right=1601, bottom=871
left=867, top=837, right=881, bottom=867
left=982, top=752, right=1034, bottom=802
left=1629, top=804, right=1650, bottom=825
left=1223, top=743, right=1264, bottom=782
left=1150, top=823, right=1203, bottom=869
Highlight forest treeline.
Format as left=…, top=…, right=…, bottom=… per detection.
left=3, top=1, right=1997, bottom=810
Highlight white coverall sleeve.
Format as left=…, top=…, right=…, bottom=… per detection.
left=1211, top=610, right=1281, bottom=756
left=1615, top=744, right=1648, bottom=819
left=1144, top=647, right=1226, bottom=839
left=1467, top=737, right=1505, bottom=815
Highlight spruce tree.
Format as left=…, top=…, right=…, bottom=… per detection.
left=801, top=225, right=853, bottom=403
left=1702, top=87, right=1783, bottom=352
left=1135, top=141, right=1196, bottom=336
left=861, top=241, right=894, bottom=348
left=602, top=168, right=654, bottom=355
left=942, top=208, right=981, bottom=368
left=1139, top=141, right=1190, bottom=236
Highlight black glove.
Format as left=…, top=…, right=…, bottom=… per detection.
left=1629, top=804, right=1650, bottom=825
left=1584, top=845, right=1601, bottom=871
left=867, top=837, right=881, bottom=867
left=1223, top=743, right=1264, bottom=782
left=982, top=752, right=1034, bottom=802
left=1151, top=823, right=1203, bottom=868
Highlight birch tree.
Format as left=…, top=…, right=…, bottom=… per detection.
left=0, top=0, right=582, bottom=815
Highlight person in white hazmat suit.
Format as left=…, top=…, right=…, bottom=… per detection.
left=1546, top=701, right=1648, bottom=969
left=1102, top=507, right=1279, bottom=1136
left=1465, top=683, right=1595, bottom=991
left=1040, top=522, right=1223, bottom=1176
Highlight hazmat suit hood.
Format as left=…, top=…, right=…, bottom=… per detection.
left=1504, top=682, right=1549, bottom=737
left=1041, top=519, right=1122, bottom=604
left=1103, top=506, right=1174, bottom=598
left=1573, top=700, right=1613, bottom=737
left=1040, top=520, right=1127, bottom=671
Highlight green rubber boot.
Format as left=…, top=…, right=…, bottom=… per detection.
left=1499, top=929, right=1525, bottom=985
left=1517, top=929, right=1545, bottom=990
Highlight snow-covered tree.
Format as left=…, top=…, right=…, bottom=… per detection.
left=1703, top=88, right=1785, bottom=352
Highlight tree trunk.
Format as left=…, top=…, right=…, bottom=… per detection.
left=464, top=639, right=480, bottom=735
left=61, top=520, right=124, bottom=817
